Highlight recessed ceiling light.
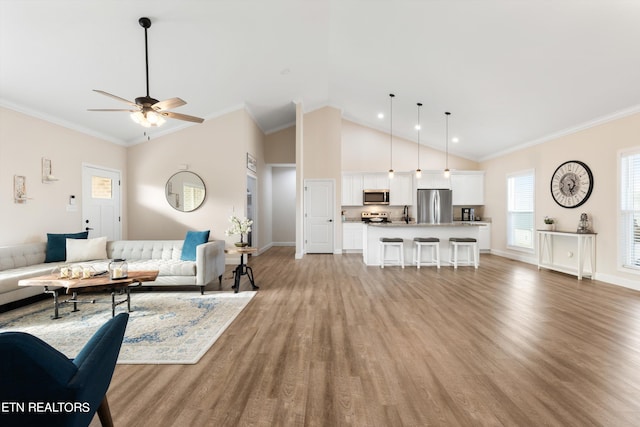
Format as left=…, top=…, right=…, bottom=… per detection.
left=280, top=68, right=291, bottom=75
left=452, top=137, right=459, bottom=143
left=415, top=125, right=421, bottom=130
left=377, top=113, right=384, bottom=119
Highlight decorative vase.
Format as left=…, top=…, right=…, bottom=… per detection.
left=544, top=224, right=555, bottom=231
left=234, top=235, right=249, bottom=248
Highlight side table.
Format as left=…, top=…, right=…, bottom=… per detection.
left=225, top=247, right=259, bottom=293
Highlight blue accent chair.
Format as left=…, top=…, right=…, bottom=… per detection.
left=0, top=313, right=129, bottom=427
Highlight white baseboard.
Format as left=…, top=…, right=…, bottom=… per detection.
left=489, top=249, right=537, bottom=265
left=488, top=249, right=640, bottom=291
left=271, top=242, right=295, bottom=247
left=594, top=273, right=640, bottom=291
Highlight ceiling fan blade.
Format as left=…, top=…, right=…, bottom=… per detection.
left=153, top=97, right=186, bottom=111
left=93, top=90, right=139, bottom=107
left=87, top=109, right=138, bottom=112
left=163, top=111, right=205, bottom=123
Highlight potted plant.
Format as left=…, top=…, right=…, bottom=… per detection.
left=543, top=216, right=555, bottom=231
left=225, top=215, right=253, bottom=247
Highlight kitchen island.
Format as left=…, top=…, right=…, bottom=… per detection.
left=363, top=222, right=486, bottom=267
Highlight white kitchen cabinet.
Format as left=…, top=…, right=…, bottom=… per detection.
left=451, top=171, right=485, bottom=205
left=477, top=222, right=491, bottom=251
left=389, top=173, right=413, bottom=206
left=343, top=222, right=364, bottom=251
left=416, top=172, right=451, bottom=190
left=342, top=174, right=364, bottom=206
left=362, top=173, right=389, bottom=190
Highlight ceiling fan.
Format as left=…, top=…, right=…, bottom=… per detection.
left=89, top=17, right=204, bottom=128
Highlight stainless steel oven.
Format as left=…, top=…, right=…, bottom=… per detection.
left=363, top=190, right=390, bottom=205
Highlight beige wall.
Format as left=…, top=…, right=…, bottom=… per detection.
left=126, top=108, right=267, bottom=258
left=302, top=106, right=343, bottom=253
left=272, top=166, right=296, bottom=244
left=265, top=126, right=295, bottom=164
left=0, top=107, right=127, bottom=245
left=303, top=107, right=343, bottom=179
left=342, top=119, right=479, bottom=172
left=481, top=112, right=640, bottom=288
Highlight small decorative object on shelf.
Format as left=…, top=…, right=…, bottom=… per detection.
left=13, top=175, right=30, bottom=203
left=109, top=258, right=128, bottom=279
left=42, top=158, right=59, bottom=183
left=543, top=216, right=555, bottom=231
left=577, top=212, right=592, bottom=233
left=226, top=215, right=252, bottom=247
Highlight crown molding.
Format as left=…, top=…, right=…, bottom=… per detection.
left=479, top=104, right=640, bottom=162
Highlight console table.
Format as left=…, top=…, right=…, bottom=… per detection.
left=537, top=230, right=596, bottom=280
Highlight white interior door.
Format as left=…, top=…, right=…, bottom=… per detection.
left=82, top=165, right=121, bottom=240
left=304, top=180, right=334, bottom=253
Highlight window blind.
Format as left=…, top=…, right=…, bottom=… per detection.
left=621, top=150, right=640, bottom=270
left=507, top=171, right=535, bottom=250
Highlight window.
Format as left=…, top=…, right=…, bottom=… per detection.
left=507, top=170, right=535, bottom=251
left=620, top=149, right=640, bottom=271
left=91, top=176, right=112, bottom=199
left=182, top=183, right=205, bottom=212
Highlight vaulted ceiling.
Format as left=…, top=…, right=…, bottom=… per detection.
left=1, top=1, right=639, bottom=160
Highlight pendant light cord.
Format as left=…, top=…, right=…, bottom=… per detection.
left=389, top=94, right=395, bottom=171
left=445, top=112, right=451, bottom=170
left=417, top=103, right=422, bottom=169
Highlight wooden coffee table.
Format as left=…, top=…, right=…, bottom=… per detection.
left=19, top=270, right=159, bottom=319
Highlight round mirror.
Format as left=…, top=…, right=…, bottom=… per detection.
left=165, top=171, right=206, bottom=212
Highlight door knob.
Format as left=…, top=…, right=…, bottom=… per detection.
left=328, top=219, right=333, bottom=222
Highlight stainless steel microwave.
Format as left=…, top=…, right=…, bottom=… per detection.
left=363, top=189, right=390, bottom=205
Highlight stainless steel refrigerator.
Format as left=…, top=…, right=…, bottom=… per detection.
left=417, top=189, right=453, bottom=224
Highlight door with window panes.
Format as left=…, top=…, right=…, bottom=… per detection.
left=82, top=165, right=121, bottom=240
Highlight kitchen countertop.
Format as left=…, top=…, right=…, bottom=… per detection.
left=365, top=222, right=487, bottom=227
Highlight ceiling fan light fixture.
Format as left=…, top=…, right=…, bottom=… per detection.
left=130, top=111, right=145, bottom=125
left=90, top=16, right=203, bottom=127
left=130, top=110, right=165, bottom=127
left=146, top=110, right=165, bottom=126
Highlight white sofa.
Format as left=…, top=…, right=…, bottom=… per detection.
left=0, top=240, right=225, bottom=306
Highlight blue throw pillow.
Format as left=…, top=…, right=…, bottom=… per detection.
left=180, top=230, right=210, bottom=261
left=44, top=232, right=89, bottom=263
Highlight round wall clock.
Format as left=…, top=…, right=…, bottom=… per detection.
left=550, top=160, right=594, bottom=208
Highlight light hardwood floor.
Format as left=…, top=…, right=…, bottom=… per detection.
left=92, top=247, right=640, bottom=426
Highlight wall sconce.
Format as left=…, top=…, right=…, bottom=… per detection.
left=14, top=175, right=31, bottom=203
left=42, top=158, right=59, bottom=183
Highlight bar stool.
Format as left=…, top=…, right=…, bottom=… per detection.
left=413, top=237, right=440, bottom=268
left=379, top=237, right=404, bottom=268
left=449, top=237, right=479, bottom=269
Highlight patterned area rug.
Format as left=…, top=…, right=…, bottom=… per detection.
left=0, top=291, right=256, bottom=364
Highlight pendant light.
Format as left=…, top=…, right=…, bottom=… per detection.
left=388, top=93, right=395, bottom=179
left=415, top=102, right=423, bottom=179
left=444, top=111, right=451, bottom=178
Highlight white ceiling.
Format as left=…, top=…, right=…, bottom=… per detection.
left=1, top=1, right=639, bottom=161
